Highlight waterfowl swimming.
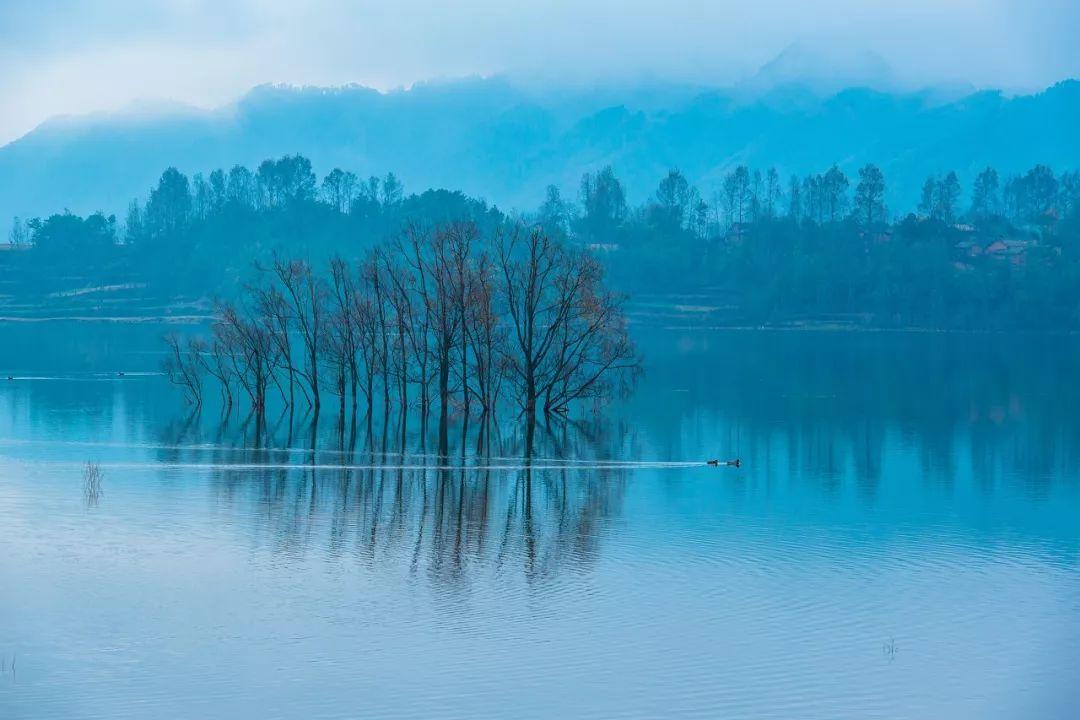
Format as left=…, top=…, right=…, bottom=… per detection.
left=117, top=372, right=125, bottom=377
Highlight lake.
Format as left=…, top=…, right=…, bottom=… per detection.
left=1, top=320, right=1078, bottom=719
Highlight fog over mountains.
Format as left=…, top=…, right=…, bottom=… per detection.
left=2, top=65, right=1079, bottom=225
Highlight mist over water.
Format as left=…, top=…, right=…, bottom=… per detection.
left=1, top=320, right=1077, bottom=719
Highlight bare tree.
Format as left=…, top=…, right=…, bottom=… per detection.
left=539, top=254, right=639, bottom=413
left=364, top=248, right=394, bottom=424
left=496, top=226, right=640, bottom=452
left=163, top=334, right=204, bottom=408
left=214, top=301, right=276, bottom=415
left=447, top=221, right=479, bottom=423
left=397, top=224, right=463, bottom=451
left=329, top=256, right=363, bottom=415
left=323, top=305, right=352, bottom=419
left=357, top=250, right=389, bottom=423
left=386, top=229, right=433, bottom=430
left=462, top=246, right=506, bottom=421
left=254, top=284, right=305, bottom=410
left=381, top=247, right=417, bottom=424
left=198, top=338, right=235, bottom=412
left=272, top=257, right=327, bottom=415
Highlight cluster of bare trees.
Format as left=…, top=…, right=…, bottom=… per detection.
left=164, top=223, right=640, bottom=453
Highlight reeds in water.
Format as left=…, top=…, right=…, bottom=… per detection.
left=83, top=460, right=103, bottom=507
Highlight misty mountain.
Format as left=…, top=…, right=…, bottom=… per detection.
left=735, top=42, right=898, bottom=97
left=2, top=75, right=1079, bottom=225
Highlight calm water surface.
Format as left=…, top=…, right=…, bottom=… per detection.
left=1, top=321, right=1078, bottom=719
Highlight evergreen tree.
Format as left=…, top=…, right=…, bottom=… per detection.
left=853, top=164, right=887, bottom=227
left=969, top=167, right=1001, bottom=221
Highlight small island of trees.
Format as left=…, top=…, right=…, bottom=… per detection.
left=162, top=221, right=640, bottom=455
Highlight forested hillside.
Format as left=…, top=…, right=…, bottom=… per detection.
left=5, top=154, right=1080, bottom=330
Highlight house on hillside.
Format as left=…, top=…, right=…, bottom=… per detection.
left=585, top=243, right=619, bottom=253
left=985, top=238, right=1033, bottom=265
left=955, top=240, right=984, bottom=258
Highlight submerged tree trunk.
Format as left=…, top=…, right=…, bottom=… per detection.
left=438, top=349, right=450, bottom=457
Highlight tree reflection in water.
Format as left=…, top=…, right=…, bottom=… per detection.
left=154, top=413, right=630, bottom=587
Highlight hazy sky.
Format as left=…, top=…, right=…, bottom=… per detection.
left=1, top=0, right=1078, bottom=145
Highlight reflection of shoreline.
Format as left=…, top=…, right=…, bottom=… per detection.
left=0, top=315, right=211, bottom=323
left=654, top=323, right=1080, bottom=335
left=628, top=326, right=1080, bottom=494
left=637, top=320, right=1080, bottom=336
left=627, top=298, right=1080, bottom=335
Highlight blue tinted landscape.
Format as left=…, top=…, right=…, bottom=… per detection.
left=1, top=2, right=1079, bottom=718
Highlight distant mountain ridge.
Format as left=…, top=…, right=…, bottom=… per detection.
left=736, top=42, right=898, bottom=97
left=2, top=75, right=1079, bottom=225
